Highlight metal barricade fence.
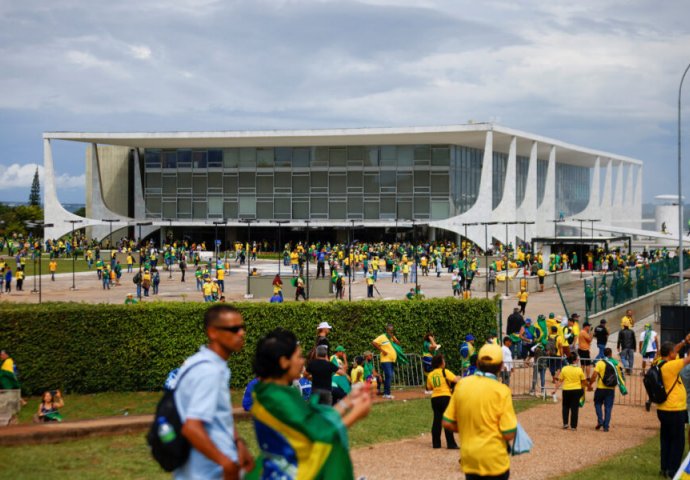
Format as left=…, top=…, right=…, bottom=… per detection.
left=508, top=357, right=649, bottom=407
left=372, top=353, right=426, bottom=388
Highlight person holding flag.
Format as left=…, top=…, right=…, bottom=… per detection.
left=372, top=324, right=407, bottom=399
left=638, top=323, right=658, bottom=375
left=250, top=328, right=372, bottom=480
left=459, top=334, right=476, bottom=374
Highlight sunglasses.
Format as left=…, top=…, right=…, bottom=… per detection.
left=214, top=324, right=246, bottom=333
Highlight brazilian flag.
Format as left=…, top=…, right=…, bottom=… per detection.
left=250, top=381, right=354, bottom=479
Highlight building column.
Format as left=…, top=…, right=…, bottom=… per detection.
left=601, top=158, right=613, bottom=225
left=612, top=160, right=625, bottom=224
left=479, top=131, right=494, bottom=250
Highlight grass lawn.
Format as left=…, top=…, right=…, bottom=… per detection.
left=1, top=397, right=539, bottom=479
left=17, top=391, right=247, bottom=424
left=17, top=257, right=96, bottom=276
left=558, top=433, right=689, bottom=480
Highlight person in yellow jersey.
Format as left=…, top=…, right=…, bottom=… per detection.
left=443, top=343, right=517, bottom=480
left=587, top=347, right=625, bottom=432
left=49, top=259, right=57, bottom=281
left=537, top=265, right=546, bottom=292
left=655, top=335, right=690, bottom=477
left=216, top=266, right=225, bottom=293
left=372, top=324, right=400, bottom=399
left=15, top=267, right=24, bottom=291
left=620, top=309, right=634, bottom=329
left=555, top=352, right=586, bottom=430
left=426, top=354, right=459, bottom=449
left=202, top=278, right=214, bottom=302
left=517, top=288, right=529, bottom=315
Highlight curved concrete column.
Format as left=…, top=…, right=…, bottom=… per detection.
left=43, top=138, right=102, bottom=240
left=600, top=158, right=613, bottom=224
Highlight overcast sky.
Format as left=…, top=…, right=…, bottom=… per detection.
left=1, top=0, right=689, bottom=207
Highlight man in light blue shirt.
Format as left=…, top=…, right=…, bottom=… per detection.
left=174, top=304, right=254, bottom=480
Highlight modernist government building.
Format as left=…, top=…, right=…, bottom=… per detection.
left=43, top=123, right=646, bottom=251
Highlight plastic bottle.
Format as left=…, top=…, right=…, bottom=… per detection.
left=157, top=416, right=176, bottom=443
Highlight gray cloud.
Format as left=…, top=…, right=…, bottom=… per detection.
left=0, top=0, right=689, bottom=203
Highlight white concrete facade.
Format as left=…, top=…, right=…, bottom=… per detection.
left=43, top=123, right=643, bottom=244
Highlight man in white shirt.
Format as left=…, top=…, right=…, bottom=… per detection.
left=638, top=323, right=658, bottom=374
left=501, top=336, right=514, bottom=386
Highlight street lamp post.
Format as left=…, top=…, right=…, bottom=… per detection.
left=24, top=221, right=39, bottom=294
left=239, top=219, right=253, bottom=295
left=516, top=221, right=535, bottom=254
left=349, top=220, right=355, bottom=301
left=135, top=221, right=153, bottom=300
left=101, top=218, right=120, bottom=262
left=574, top=218, right=586, bottom=278
left=304, top=220, right=311, bottom=300
left=411, top=220, right=419, bottom=295
left=213, top=220, right=227, bottom=268
left=272, top=220, right=289, bottom=276
left=501, top=222, right=518, bottom=297
left=480, top=222, right=498, bottom=298
left=588, top=219, right=601, bottom=276
left=37, top=222, right=54, bottom=304
left=678, top=63, right=690, bottom=305
left=163, top=218, right=174, bottom=279
left=65, top=220, right=83, bottom=290
left=462, top=222, right=478, bottom=251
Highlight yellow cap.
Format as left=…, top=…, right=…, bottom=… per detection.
left=478, top=343, right=503, bottom=364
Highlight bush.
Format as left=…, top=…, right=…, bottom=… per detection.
left=0, top=298, right=497, bottom=394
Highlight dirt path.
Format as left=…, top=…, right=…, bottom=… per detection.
left=352, top=401, right=659, bottom=480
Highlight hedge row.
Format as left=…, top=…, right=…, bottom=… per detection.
left=0, top=298, right=498, bottom=394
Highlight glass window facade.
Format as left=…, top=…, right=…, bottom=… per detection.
left=453, top=146, right=483, bottom=215
left=143, top=144, right=465, bottom=221
left=492, top=152, right=508, bottom=209
left=556, top=163, right=591, bottom=217
left=516, top=156, right=529, bottom=206
left=537, top=159, right=548, bottom=207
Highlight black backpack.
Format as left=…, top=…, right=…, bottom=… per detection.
left=643, top=361, right=680, bottom=404
left=147, top=361, right=209, bottom=472
left=602, top=360, right=618, bottom=388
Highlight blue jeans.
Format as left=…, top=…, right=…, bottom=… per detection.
left=620, top=349, right=634, bottom=372
left=381, top=362, right=394, bottom=396
left=594, top=389, right=615, bottom=429
left=510, top=340, right=522, bottom=360
left=595, top=343, right=606, bottom=360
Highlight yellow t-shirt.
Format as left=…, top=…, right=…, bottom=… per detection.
left=216, top=269, right=225, bottom=280
left=560, top=365, right=585, bottom=390
left=427, top=368, right=456, bottom=398
left=594, top=359, right=620, bottom=390
left=443, top=375, right=517, bottom=477
left=374, top=334, right=397, bottom=363
left=1, top=358, right=14, bottom=373
left=202, top=282, right=213, bottom=296
left=658, top=358, right=687, bottom=412
left=621, top=315, right=633, bottom=329
left=350, top=365, right=364, bottom=384
left=49, top=261, right=57, bottom=272
left=518, top=292, right=528, bottom=302
left=290, top=252, right=298, bottom=265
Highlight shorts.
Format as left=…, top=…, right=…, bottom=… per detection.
left=539, top=277, right=544, bottom=284
left=643, top=351, right=656, bottom=360
left=577, top=349, right=592, bottom=366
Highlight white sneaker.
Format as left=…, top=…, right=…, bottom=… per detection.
left=383, top=394, right=395, bottom=400
left=424, top=390, right=433, bottom=395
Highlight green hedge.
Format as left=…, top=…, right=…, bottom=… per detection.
left=0, top=298, right=497, bottom=394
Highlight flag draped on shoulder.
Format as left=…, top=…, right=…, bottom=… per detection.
left=250, top=381, right=354, bottom=480
left=386, top=333, right=408, bottom=365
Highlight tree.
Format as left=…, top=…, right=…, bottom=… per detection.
left=29, top=167, right=40, bottom=206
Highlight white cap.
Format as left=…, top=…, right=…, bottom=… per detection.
left=317, top=322, right=333, bottom=330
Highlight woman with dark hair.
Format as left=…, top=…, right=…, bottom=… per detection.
left=250, top=328, right=372, bottom=479
left=426, top=354, right=458, bottom=449
left=555, top=352, right=586, bottom=430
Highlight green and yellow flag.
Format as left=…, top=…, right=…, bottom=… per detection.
left=251, top=381, right=354, bottom=479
